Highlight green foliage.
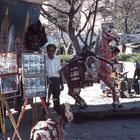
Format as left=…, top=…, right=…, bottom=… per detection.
left=58, top=53, right=140, bottom=64
left=118, top=53, right=140, bottom=62
left=58, top=54, right=74, bottom=63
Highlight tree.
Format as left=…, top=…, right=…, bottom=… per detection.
left=40, top=0, right=99, bottom=54
left=100, top=0, right=140, bottom=34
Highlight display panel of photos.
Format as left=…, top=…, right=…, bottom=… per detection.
left=22, top=53, right=45, bottom=76
left=0, top=52, right=18, bottom=75
left=0, top=75, right=18, bottom=94
left=23, top=77, right=46, bottom=99
left=22, top=53, right=46, bottom=99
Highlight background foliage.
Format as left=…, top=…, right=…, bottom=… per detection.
left=118, top=53, right=140, bottom=62
left=58, top=54, right=73, bottom=63
left=58, top=53, right=140, bottom=63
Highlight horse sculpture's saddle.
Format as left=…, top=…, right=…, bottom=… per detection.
left=68, top=52, right=99, bottom=88
left=84, top=56, right=99, bottom=86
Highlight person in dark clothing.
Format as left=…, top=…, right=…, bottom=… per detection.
left=133, top=62, right=140, bottom=93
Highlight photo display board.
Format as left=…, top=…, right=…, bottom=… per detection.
left=22, top=53, right=45, bottom=76
left=23, top=77, right=46, bottom=98
left=22, top=53, right=46, bottom=99
left=0, top=53, right=20, bottom=98
left=0, top=52, right=18, bottom=75
left=0, top=74, right=18, bottom=94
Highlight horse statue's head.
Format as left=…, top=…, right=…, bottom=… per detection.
left=102, top=26, right=120, bottom=43
left=95, top=26, right=120, bottom=59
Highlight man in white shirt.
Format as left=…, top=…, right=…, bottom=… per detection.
left=45, top=44, right=64, bottom=115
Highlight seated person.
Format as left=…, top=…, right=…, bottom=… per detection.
left=133, top=62, right=140, bottom=93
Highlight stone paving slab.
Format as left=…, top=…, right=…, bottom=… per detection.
left=64, top=118, right=140, bottom=140
left=65, top=135, right=140, bottom=140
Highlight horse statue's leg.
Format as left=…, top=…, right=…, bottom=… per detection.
left=62, top=64, right=87, bottom=109
left=99, top=74, right=122, bottom=109
left=68, top=88, right=87, bottom=109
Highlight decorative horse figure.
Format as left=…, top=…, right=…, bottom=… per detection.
left=62, top=26, right=122, bottom=109
left=95, top=26, right=122, bottom=108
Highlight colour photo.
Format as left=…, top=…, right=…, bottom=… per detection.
left=0, top=75, right=18, bottom=94
left=22, top=53, right=45, bottom=75
left=0, top=53, right=18, bottom=75
left=23, top=77, right=46, bottom=98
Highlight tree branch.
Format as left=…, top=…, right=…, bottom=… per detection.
left=76, top=2, right=95, bottom=37
left=42, top=3, right=69, bottom=15
left=65, top=0, right=72, bottom=5
left=90, top=0, right=99, bottom=44
left=85, top=27, right=92, bottom=44
left=78, top=33, right=87, bottom=46
left=40, top=6, right=67, bottom=32
left=73, top=0, right=84, bottom=14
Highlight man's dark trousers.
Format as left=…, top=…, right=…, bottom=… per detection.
left=48, top=77, right=61, bottom=115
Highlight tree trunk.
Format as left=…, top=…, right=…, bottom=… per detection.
left=124, top=16, right=128, bottom=34
left=68, top=27, right=81, bottom=54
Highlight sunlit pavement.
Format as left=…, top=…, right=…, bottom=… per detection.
left=60, top=83, right=140, bottom=105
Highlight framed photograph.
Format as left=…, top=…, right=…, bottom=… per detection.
left=0, top=52, right=18, bottom=75
left=23, top=77, right=46, bottom=99
left=22, top=53, right=46, bottom=76
left=0, top=74, right=18, bottom=94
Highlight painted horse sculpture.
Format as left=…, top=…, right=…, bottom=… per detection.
left=95, top=26, right=122, bottom=108
left=62, top=26, right=122, bottom=109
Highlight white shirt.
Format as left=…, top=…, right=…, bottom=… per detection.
left=46, top=55, right=61, bottom=78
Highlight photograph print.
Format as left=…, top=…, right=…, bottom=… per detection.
left=23, top=77, right=46, bottom=98
left=22, top=53, right=45, bottom=75
left=0, top=53, right=18, bottom=75
left=0, top=75, right=18, bottom=94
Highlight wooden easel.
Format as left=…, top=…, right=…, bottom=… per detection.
left=0, top=93, right=22, bottom=140
left=11, top=52, right=49, bottom=139
left=12, top=97, right=49, bottom=140
left=0, top=100, right=6, bottom=136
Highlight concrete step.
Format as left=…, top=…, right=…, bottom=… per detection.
left=72, top=101, right=140, bottom=122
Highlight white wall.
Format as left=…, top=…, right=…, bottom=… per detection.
left=120, top=61, right=136, bottom=79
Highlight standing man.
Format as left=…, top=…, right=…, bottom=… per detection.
left=45, top=44, right=64, bottom=115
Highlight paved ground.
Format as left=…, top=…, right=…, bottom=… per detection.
left=60, top=83, right=140, bottom=106
left=1, top=116, right=140, bottom=140
left=1, top=83, right=140, bottom=140
left=65, top=118, right=140, bottom=140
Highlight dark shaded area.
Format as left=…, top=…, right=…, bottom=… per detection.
left=24, top=20, right=47, bottom=51
left=0, top=0, right=40, bottom=37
